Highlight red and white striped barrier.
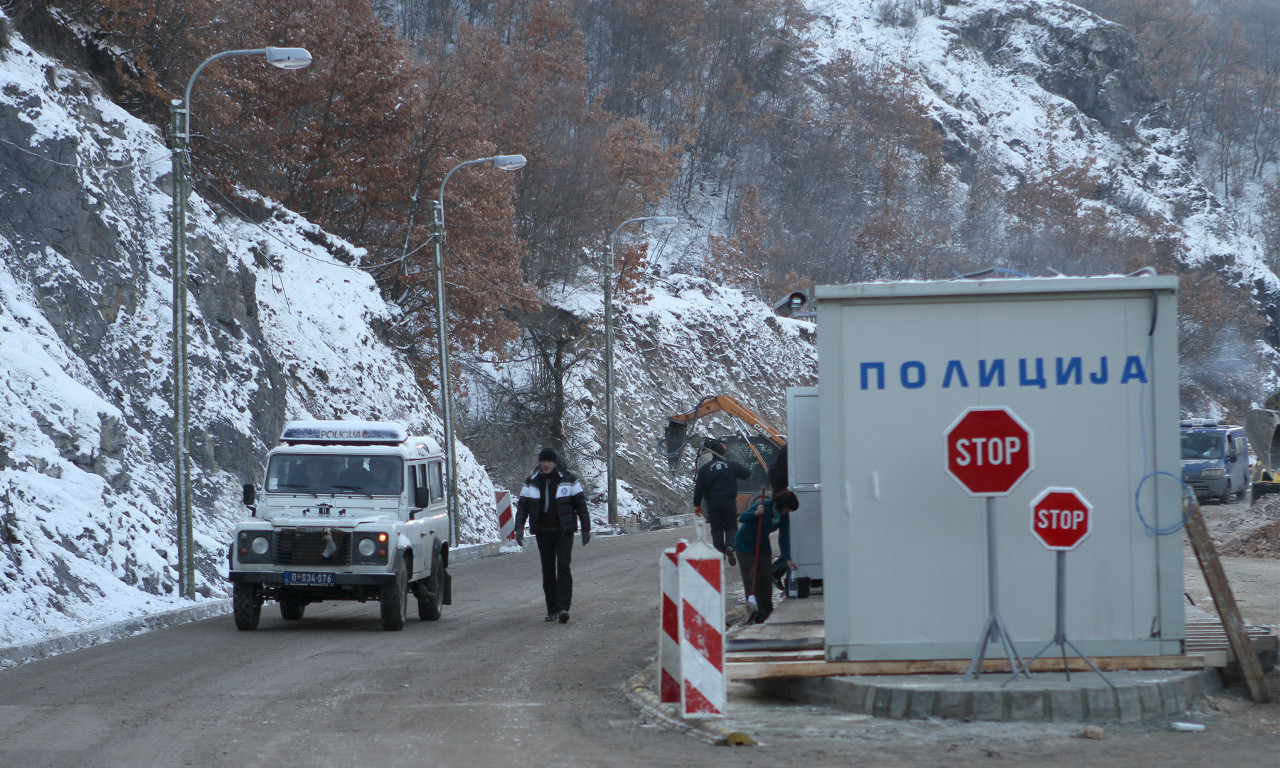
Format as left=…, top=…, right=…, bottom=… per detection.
left=678, top=539, right=726, bottom=718
left=658, top=540, right=688, bottom=703
left=496, top=491, right=515, bottom=540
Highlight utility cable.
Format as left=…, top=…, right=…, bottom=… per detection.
left=0, top=135, right=169, bottom=171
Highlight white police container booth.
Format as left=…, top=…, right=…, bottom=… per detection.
left=230, top=420, right=451, bottom=631
left=815, top=275, right=1184, bottom=662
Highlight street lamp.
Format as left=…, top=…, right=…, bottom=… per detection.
left=432, top=154, right=527, bottom=544
left=604, top=216, right=677, bottom=526
left=170, top=46, right=312, bottom=599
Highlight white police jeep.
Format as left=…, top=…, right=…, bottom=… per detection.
left=229, top=420, right=451, bottom=631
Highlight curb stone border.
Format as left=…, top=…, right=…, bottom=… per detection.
left=624, top=663, right=757, bottom=746
left=0, top=537, right=527, bottom=670
left=0, top=599, right=233, bottom=670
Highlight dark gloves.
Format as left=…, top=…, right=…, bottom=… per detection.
left=581, top=530, right=591, bottom=545
left=515, top=532, right=524, bottom=546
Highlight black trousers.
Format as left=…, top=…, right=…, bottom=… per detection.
left=536, top=530, right=575, bottom=614
left=703, top=496, right=739, bottom=555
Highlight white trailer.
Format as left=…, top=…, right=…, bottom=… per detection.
left=814, top=276, right=1183, bottom=662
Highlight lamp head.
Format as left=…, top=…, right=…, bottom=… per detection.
left=265, top=47, right=313, bottom=70
left=650, top=216, right=678, bottom=228
left=490, top=154, right=527, bottom=171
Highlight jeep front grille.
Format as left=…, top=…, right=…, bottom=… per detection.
left=273, top=528, right=352, bottom=565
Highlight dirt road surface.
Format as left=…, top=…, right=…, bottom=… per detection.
left=0, top=523, right=1275, bottom=768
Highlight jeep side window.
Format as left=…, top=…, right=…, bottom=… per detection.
left=428, top=461, right=444, bottom=503
left=413, top=464, right=427, bottom=496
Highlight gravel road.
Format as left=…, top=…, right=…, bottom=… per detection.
left=0, top=524, right=1274, bottom=768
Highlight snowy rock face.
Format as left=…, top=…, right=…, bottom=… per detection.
left=0, top=21, right=496, bottom=644
left=955, top=2, right=1164, bottom=135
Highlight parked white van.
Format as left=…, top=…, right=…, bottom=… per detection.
left=228, top=420, right=451, bottom=631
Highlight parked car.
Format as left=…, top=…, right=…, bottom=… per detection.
left=1180, top=419, right=1250, bottom=504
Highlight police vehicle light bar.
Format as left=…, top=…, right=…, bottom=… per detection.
left=280, top=420, right=409, bottom=445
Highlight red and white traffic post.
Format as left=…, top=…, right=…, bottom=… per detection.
left=944, top=406, right=1034, bottom=680
left=1025, top=488, right=1113, bottom=685
left=496, top=491, right=515, bottom=541
left=677, top=538, right=726, bottom=718
left=657, top=540, right=688, bottom=703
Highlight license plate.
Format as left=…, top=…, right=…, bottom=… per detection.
left=284, top=571, right=335, bottom=586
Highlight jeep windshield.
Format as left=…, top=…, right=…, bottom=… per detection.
left=265, top=454, right=404, bottom=496
left=1181, top=433, right=1223, bottom=461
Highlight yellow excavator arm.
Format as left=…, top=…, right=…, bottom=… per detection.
left=658, top=395, right=785, bottom=470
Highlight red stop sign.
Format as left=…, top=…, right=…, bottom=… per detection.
left=945, top=407, right=1033, bottom=496
left=1030, top=487, right=1092, bottom=550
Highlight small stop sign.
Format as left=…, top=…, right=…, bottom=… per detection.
left=944, top=406, right=1033, bottom=496
left=1030, top=487, right=1092, bottom=550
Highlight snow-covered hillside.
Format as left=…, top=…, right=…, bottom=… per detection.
left=0, top=11, right=821, bottom=647
left=811, top=0, right=1276, bottom=292
left=0, top=17, right=503, bottom=644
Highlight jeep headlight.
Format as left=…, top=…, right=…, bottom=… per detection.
left=237, top=531, right=273, bottom=564
left=352, top=532, right=390, bottom=564
left=1201, top=468, right=1225, bottom=479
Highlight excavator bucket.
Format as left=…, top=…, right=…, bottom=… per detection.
left=658, top=420, right=689, bottom=470
left=1245, top=409, right=1280, bottom=497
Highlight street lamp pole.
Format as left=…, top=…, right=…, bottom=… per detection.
left=604, top=216, right=677, bottom=527
left=169, top=46, right=311, bottom=599
left=432, top=154, right=527, bottom=545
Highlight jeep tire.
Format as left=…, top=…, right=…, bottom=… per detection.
left=380, top=562, right=408, bottom=631
left=233, top=582, right=261, bottom=631
left=418, top=557, right=444, bottom=621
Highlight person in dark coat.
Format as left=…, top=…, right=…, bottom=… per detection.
left=692, top=439, right=751, bottom=566
left=514, top=447, right=591, bottom=623
left=768, top=444, right=788, bottom=496
left=733, top=490, right=798, bottom=624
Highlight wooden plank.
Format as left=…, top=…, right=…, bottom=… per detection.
left=727, top=655, right=1208, bottom=680
left=1184, top=500, right=1271, bottom=702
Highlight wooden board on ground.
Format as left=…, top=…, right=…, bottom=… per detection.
left=1185, top=500, right=1271, bottom=702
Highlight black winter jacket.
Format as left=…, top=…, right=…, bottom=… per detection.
left=514, top=467, right=590, bottom=535
left=693, top=458, right=751, bottom=505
